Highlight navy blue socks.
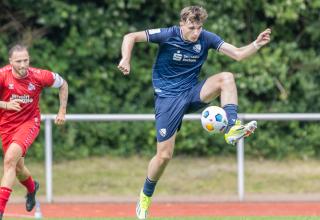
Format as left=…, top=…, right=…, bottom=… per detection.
left=143, top=177, right=157, bottom=197
left=223, top=104, right=238, bottom=133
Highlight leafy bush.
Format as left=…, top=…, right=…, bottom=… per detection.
left=0, top=0, right=319, bottom=160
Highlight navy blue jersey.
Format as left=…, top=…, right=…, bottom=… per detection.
left=146, top=26, right=224, bottom=97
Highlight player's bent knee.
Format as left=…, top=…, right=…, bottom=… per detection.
left=156, top=151, right=173, bottom=163
left=3, top=156, right=18, bottom=170
left=220, top=72, right=235, bottom=84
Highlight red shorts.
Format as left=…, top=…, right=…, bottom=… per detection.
left=1, top=119, right=40, bottom=157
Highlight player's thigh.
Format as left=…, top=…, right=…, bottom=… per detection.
left=155, top=96, right=186, bottom=143
left=12, top=120, right=40, bottom=156
left=1, top=133, right=13, bottom=154
left=187, top=80, right=209, bottom=113
left=200, top=72, right=234, bottom=102
left=156, top=132, right=177, bottom=159
left=3, top=143, right=23, bottom=166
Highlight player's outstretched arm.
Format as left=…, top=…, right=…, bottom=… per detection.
left=118, top=31, right=147, bottom=75
left=219, top=28, right=271, bottom=61
left=55, top=80, right=68, bottom=125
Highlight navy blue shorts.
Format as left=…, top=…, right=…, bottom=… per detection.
left=154, top=80, right=208, bottom=142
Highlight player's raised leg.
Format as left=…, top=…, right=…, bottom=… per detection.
left=200, top=72, right=257, bottom=144
left=136, top=133, right=177, bottom=219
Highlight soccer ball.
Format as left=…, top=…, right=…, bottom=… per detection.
left=201, top=106, right=228, bottom=133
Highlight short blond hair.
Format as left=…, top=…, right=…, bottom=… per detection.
left=180, top=6, right=208, bottom=24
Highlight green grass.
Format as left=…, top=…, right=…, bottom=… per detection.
left=6, top=217, right=320, bottom=220
left=2, top=156, right=320, bottom=200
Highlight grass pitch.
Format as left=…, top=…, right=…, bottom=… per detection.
left=6, top=217, right=320, bottom=220
left=3, top=156, right=320, bottom=201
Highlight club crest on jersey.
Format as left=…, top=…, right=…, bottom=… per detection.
left=193, top=44, right=201, bottom=53
left=28, top=82, right=35, bottom=91
left=159, top=128, right=167, bottom=137
left=8, top=84, right=14, bottom=90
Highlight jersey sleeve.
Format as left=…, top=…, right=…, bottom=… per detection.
left=39, top=69, right=55, bottom=88
left=145, top=27, right=175, bottom=44
left=203, top=30, right=224, bottom=51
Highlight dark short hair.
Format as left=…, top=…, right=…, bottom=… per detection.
left=9, top=44, right=28, bottom=58
left=180, top=6, right=208, bottom=24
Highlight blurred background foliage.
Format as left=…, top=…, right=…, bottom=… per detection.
left=0, top=0, right=319, bottom=160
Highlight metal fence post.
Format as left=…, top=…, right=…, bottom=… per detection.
left=45, top=118, right=53, bottom=203
left=237, top=120, right=245, bottom=201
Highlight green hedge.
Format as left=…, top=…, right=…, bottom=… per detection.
left=0, top=0, right=319, bottom=160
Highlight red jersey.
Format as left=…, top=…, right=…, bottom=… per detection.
left=0, top=65, right=54, bottom=134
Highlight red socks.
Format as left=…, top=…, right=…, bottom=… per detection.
left=20, top=176, right=35, bottom=193
left=0, top=187, right=12, bottom=213
left=0, top=176, right=34, bottom=214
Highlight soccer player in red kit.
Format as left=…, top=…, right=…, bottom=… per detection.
left=0, top=44, right=68, bottom=219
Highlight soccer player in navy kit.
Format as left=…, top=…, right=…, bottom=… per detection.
left=118, top=6, right=271, bottom=219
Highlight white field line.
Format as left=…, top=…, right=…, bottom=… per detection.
left=4, top=213, right=35, bottom=218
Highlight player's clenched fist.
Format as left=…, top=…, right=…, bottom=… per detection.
left=55, top=112, right=66, bottom=125
left=255, top=28, right=271, bottom=48
left=118, top=58, right=130, bottom=75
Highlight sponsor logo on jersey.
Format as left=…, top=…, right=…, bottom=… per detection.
left=173, top=51, right=183, bottom=61
left=173, top=50, right=200, bottom=62
left=182, top=55, right=198, bottom=62
left=8, top=84, right=14, bottom=90
left=193, top=44, right=201, bottom=53
left=10, top=94, right=33, bottom=103
left=159, top=128, right=167, bottom=137
left=28, top=82, right=35, bottom=91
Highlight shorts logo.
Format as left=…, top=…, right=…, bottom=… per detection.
left=8, top=84, right=14, bottom=89
left=193, top=44, right=201, bottom=53
left=28, top=82, right=35, bottom=91
left=159, top=128, right=167, bottom=137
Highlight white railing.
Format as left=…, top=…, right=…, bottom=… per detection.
left=41, top=113, right=320, bottom=202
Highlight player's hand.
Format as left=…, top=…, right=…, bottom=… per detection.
left=55, top=112, right=66, bottom=125
left=6, top=99, right=24, bottom=111
left=118, top=58, right=130, bottom=75
left=255, top=28, right=271, bottom=48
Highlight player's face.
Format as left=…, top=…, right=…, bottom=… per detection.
left=180, top=21, right=203, bottom=42
left=10, top=49, right=30, bottom=77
